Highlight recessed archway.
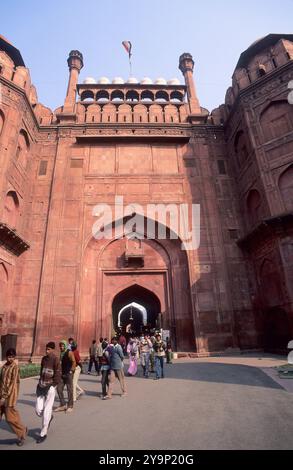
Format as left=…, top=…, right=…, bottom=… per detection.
left=112, top=284, right=161, bottom=336
left=264, top=307, right=292, bottom=353
left=79, top=214, right=195, bottom=354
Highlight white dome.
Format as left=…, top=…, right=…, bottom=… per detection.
left=98, top=76, right=110, bottom=84
left=140, top=77, right=153, bottom=85
left=167, top=78, right=180, bottom=85
left=83, top=77, right=97, bottom=84
left=155, top=77, right=167, bottom=85
left=127, top=76, right=139, bottom=84
left=112, top=77, right=124, bottom=84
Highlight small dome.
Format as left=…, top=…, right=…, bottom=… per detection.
left=83, top=77, right=97, bottom=84
left=167, top=78, right=180, bottom=85
left=155, top=77, right=167, bottom=85
left=98, top=76, right=110, bottom=84
left=112, top=77, right=124, bottom=84
left=127, top=76, right=139, bottom=84
left=140, top=77, right=153, bottom=85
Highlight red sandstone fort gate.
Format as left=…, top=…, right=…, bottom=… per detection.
left=78, top=218, right=195, bottom=353
left=0, top=34, right=292, bottom=358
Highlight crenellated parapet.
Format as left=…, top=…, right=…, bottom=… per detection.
left=74, top=81, right=189, bottom=124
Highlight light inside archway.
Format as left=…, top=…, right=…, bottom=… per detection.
left=118, top=302, right=147, bottom=327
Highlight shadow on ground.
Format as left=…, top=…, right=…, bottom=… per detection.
left=96, top=361, right=285, bottom=391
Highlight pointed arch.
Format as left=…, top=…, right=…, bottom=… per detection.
left=259, top=100, right=293, bottom=141
left=234, top=130, right=249, bottom=167
left=118, top=302, right=147, bottom=327
left=16, top=129, right=30, bottom=169
left=3, top=190, right=20, bottom=228
left=0, top=262, right=8, bottom=283
left=113, top=284, right=161, bottom=332
left=246, top=189, right=261, bottom=227
left=279, top=164, right=293, bottom=211
left=0, top=109, right=4, bottom=136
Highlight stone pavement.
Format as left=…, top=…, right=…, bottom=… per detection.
left=1, top=354, right=293, bottom=450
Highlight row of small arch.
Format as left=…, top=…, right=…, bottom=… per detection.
left=79, top=89, right=185, bottom=103
left=76, top=102, right=187, bottom=123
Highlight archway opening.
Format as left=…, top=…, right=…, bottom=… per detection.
left=112, top=284, right=161, bottom=337
left=264, top=307, right=292, bottom=353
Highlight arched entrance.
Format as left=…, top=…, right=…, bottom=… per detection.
left=264, top=307, right=291, bottom=353
left=112, top=284, right=161, bottom=336
left=79, top=215, right=196, bottom=353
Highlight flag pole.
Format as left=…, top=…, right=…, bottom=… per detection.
left=122, top=41, right=133, bottom=78
left=129, top=56, right=132, bottom=77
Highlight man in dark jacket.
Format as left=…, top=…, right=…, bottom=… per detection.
left=35, top=341, right=61, bottom=444
left=55, top=340, right=76, bottom=413
left=108, top=337, right=127, bottom=398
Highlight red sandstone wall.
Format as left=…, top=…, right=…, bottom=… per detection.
left=1, top=35, right=292, bottom=358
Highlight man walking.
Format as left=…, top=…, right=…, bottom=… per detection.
left=55, top=340, right=76, bottom=413
left=88, top=340, right=98, bottom=375
left=35, top=342, right=61, bottom=443
left=0, top=348, right=27, bottom=446
left=153, top=333, right=166, bottom=380
left=71, top=342, right=84, bottom=402
left=100, top=339, right=111, bottom=399
left=166, top=337, right=173, bottom=364
left=139, top=333, right=153, bottom=378
left=107, top=337, right=127, bottom=398
left=96, top=337, right=103, bottom=376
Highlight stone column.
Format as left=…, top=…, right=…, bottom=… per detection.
left=64, top=50, right=84, bottom=111
left=179, top=52, right=201, bottom=114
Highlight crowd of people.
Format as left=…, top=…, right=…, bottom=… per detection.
left=0, top=332, right=173, bottom=446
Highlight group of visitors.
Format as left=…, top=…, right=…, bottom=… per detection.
left=0, top=339, right=85, bottom=445
left=0, top=332, right=172, bottom=446
left=126, top=332, right=172, bottom=379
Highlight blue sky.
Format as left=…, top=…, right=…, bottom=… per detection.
left=1, top=0, right=292, bottom=112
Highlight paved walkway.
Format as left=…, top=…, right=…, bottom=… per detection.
left=1, top=354, right=293, bottom=450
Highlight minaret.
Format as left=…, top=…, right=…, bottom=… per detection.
left=64, top=50, right=84, bottom=110
left=179, top=53, right=201, bottom=115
